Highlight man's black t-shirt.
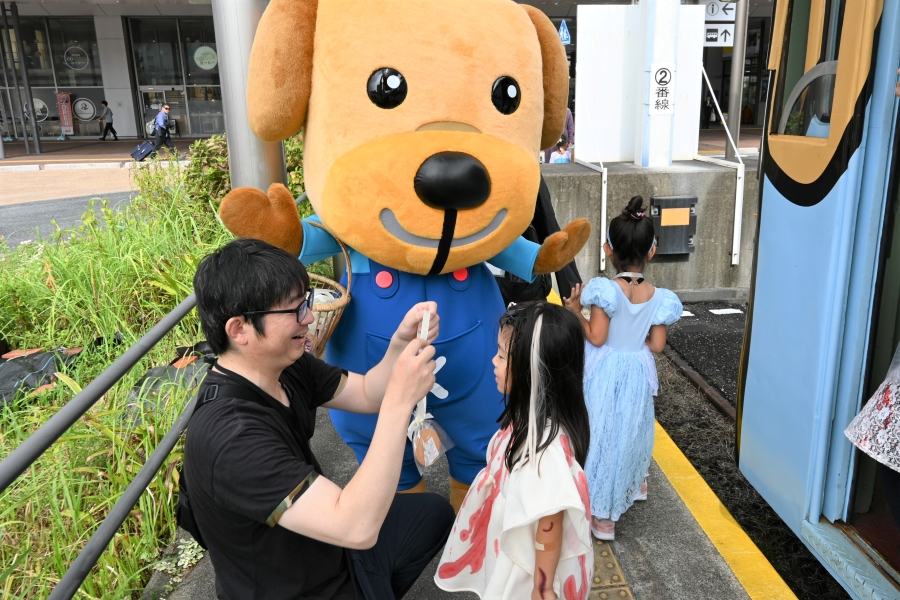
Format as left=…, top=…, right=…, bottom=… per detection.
left=184, top=354, right=354, bottom=600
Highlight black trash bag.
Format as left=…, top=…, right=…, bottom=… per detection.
left=123, top=341, right=216, bottom=424
left=124, top=362, right=210, bottom=424
left=0, top=347, right=83, bottom=406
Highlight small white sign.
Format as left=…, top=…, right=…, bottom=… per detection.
left=648, top=63, right=675, bottom=114
left=72, top=98, right=96, bottom=121
left=701, top=0, right=737, bottom=22
left=704, top=23, right=735, bottom=47
left=558, top=20, right=571, bottom=46
left=193, top=46, right=218, bottom=70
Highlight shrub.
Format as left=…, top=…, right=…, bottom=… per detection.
left=0, top=133, right=321, bottom=598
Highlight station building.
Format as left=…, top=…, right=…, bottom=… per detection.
left=0, top=0, right=773, bottom=142
left=0, top=1, right=221, bottom=140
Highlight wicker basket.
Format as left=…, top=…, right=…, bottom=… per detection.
left=306, top=222, right=352, bottom=359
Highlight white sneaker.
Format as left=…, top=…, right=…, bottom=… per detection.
left=591, top=517, right=615, bottom=540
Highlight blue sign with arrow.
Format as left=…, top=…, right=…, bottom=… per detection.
left=558, top=20, right=571, bottom=46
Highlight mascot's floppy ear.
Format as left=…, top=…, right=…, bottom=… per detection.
left=246, top=0, right=318, bottom=142
left=521, top=5, right=570, bottom=151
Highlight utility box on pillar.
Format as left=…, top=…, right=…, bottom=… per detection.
left=650, top=195, right=697, bottom=255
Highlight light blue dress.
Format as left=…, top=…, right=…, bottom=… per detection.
left=580, top=277, right=682, bottom=521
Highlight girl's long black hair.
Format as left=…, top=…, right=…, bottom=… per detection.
left=498, top=302, right=590, bottom=471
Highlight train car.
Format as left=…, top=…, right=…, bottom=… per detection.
left=738, top=0, right=900, bottom=596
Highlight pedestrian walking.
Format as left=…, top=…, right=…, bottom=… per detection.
left=702, top=95, right=713, bottom=129
left=152, top=104, right=176, bottom=156
left=563, top=196, right=682, bottom=541
left=97, top=101, right=118, bottom=141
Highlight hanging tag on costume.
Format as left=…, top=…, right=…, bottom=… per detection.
left=408, top=309, right=455, bottom=473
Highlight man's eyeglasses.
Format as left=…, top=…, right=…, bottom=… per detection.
left=243, top=293, right=314, bottom=323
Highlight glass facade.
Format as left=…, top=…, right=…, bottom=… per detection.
left=129, top=17, right=223, bottom=137
left=0, top=16, right=222, bottom=139
left=0, top=18, right=105, bottom=138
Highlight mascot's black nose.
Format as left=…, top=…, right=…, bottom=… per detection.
left=414, top=152, right=491, bottom=210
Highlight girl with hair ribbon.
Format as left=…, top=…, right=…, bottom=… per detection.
left=435, top=302, right=593, bottom=600
left=564, top=196, right=683, bottom=541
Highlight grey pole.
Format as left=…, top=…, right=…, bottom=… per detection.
left=1, top=4, right=27, bottom=151
left=9, top=2, right=40, bottom=153
left=211, top=0, right=286, bottom=190
left=725, top=0, right=748, bottom=163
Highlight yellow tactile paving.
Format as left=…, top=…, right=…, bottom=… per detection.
left=652, top=421, right=798, bottom=600
left=591, top=539, right=634, bottom=600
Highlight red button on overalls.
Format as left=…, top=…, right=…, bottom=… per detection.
left=375, top=271, right=394, bottom=288
left=452, top=268, right=468, bottom=282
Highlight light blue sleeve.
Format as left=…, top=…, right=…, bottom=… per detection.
left=652, top=289, right=683, bottom=326
left=487, top=236, right=540, bottom=283
left=299, top=215, right=342, bottom=265
left=581, top=277, right=617, bottom=318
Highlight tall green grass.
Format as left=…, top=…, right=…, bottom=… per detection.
left=0, top=135, right=313, bottom=598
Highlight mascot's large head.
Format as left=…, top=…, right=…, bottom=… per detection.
left=242, top=0, right=569, bottom=275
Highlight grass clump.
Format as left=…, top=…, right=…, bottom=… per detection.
left=0, top=134, right=317, bottom=598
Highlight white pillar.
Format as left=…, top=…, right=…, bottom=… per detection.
left=211, top=0, right=286, bottom=190
left=634, top=0, right=678, bottom=167
left=94, top=16, right=139, bottom=138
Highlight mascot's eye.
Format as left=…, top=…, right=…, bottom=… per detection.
left=368, top=68, right=407, bottom=109
left=491, top=76, right=520, bottom=115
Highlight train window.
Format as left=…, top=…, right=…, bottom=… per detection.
left=772, top=0, right=844, bottom=138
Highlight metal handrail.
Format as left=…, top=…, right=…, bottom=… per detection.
left=48, top=390, right=201, bottom=600
left=0, top=293, right=196, bottom=493
left=0, top=293, right=199, bottom=599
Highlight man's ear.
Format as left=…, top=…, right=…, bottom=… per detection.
left=648, top=245, right=657, bottom=261
left=520, top=5, right=570, bottom=151
left=224, top=316, right=253, bottom=348
left=603, top=242, right=613, bottom=258
left=247, top=0, right=318, bottom=142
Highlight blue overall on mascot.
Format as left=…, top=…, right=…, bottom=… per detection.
left=218, top=0, right=591, bottom=510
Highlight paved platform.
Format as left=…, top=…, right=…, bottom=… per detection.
left=0, top=139, right=196, bottom=168
left=144, top=407, right=791, bottom=600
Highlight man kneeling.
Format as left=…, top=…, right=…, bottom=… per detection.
left=184, top=238, right=454, bottom=599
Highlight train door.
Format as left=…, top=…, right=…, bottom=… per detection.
left=738, top=0, right=900, bottom=595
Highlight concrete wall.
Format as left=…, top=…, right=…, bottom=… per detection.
left=94, top=16, right=138, bottom=138
left=543, top=159, right=759, bottom=298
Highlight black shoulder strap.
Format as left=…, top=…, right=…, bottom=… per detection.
left=195, top=381, right=273, bottom=411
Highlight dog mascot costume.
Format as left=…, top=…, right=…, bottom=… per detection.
left=219, top=0, right=591, bottom=510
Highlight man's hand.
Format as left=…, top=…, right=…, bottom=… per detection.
left=392, top=301, right=439, bottom=345
left=383, top=338, right=436, bottom=414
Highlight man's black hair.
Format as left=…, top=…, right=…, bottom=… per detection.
left=193, top=238, right=310, bottom=355
left=101, top=100, right=108, bottom=106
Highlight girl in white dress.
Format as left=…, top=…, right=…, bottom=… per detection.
left=435, top=302, right=593, bottom=600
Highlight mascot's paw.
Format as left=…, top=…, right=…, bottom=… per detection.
left=533, top=218, right=592, bottom=274
left=219, top=184, right=304, bottom=257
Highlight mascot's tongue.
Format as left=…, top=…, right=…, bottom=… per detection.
left=429, top=209, right=458, bottom=275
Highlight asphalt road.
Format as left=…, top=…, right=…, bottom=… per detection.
left=0, top=191, right=134, bottom=248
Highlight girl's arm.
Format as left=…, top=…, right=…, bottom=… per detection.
left=647, top=324, right=667, bottom=353
left=532, top=511, right=564, bottom=600
left=563, top=285, right=610, bottom=347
